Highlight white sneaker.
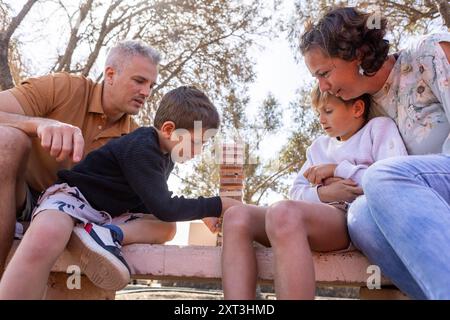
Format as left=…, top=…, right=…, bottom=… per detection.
left=67, top=223, right=131, bottom=291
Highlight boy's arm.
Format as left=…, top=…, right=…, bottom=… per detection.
left=220, top=196, right=242, bottom=214
left=119, top=136, right=223, bottom=222
left=202, top=197, right=242, bottom=233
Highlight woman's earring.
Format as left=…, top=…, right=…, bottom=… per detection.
left=358, top=65, right=365, bottom=76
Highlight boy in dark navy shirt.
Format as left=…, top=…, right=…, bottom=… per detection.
left=0, top=86, right=240, bottom=298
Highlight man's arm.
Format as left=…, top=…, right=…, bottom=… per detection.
left=0, top=90, right=84, bottom=162
left=219, top=196, right=242, bottom=215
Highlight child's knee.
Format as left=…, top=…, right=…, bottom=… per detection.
left=266, top=200, right=306, bottom=238
left=24, top=219, right=72, bottom=260
left=222, top=205, right=253, bottom=232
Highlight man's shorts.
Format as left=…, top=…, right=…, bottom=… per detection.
left=17, top=185, right=41, bottom=222
left=31, top=183, right=144, bottom=225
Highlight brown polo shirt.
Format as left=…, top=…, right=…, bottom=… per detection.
left=9, top=72, right=139, bottom=191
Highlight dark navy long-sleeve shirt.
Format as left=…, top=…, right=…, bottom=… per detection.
left=57, top=126, right=222, bottom=221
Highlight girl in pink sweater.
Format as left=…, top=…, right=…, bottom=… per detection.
left=221, top=85, right=407, bottom=299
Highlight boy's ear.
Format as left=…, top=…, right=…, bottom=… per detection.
left=352, top=99, right=365, bottom=119
left=160, top=121, right=176, bottom=138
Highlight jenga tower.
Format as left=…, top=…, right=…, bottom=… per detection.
left=217, top=142, right=244, bottom=246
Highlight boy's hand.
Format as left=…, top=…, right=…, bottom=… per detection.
left=304, top=164, right=337, bottom=185
left=202, top=217, right=221, bottom=234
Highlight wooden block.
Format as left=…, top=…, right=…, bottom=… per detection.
left=219, top=191, right=243, bottom=197
left=219, top=165, right=243, bottom=171
left=220, top=184, right=244, bottom=191
left=220, top=178, right=244, bottom=185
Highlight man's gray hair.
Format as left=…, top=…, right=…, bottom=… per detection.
left=105, top=40, right=161, bottom=71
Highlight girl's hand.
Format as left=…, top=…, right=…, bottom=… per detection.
left=304, top=164, right=337, bottom=185
left=317, top=179, right=363, bottom=203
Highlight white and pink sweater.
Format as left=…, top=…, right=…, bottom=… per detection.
left=290, top=117, right=408, bottom=203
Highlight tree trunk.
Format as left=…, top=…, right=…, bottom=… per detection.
left=0, top=39, right=13, bottom=90
left=53, top=0, right=94, bottom=73
left=0, top=0, right=37, bottom=90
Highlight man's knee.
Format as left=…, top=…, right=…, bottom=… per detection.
left=0, top=126, right=31, bottom=177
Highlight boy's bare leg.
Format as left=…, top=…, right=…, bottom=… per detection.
left=119, top=215, right=176, bottom=245
left=0, top=126, right=31, bottom=274
left=0, top=210, right=75, bottom=299
left=265, top=200, right=349, bottom=300
left=222, top=205, right=270, bottom=300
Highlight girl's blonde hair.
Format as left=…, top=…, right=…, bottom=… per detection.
left=310, top=83, right=371, bottom=120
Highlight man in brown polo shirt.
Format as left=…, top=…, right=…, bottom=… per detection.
left=0, top=40, right=176, bottom=274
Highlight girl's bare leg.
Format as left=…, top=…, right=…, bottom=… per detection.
left=266, top=200, right=349, bottom=300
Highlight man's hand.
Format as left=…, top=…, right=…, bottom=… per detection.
left=202, top=217, right=221, bottom=234
left=36, top=119, right=84, bottom=162
left=304, top=164, right=337, bottom=185
left=317, top=179, right=363, bottom=203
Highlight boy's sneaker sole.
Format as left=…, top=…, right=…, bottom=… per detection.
left=67, top=226, right=130, bottom=291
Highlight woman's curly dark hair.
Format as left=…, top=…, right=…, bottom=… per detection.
left=300, top=7, right=389, bottom=76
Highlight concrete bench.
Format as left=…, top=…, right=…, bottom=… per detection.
left=6, top=240, right=407, bottom=299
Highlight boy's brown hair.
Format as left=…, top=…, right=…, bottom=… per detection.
left=154, top=86, right=220, bottom=130
left=310, top=84, right=371, bottom=120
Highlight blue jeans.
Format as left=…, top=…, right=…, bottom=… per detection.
left=347, top=154, right=450, bottom=300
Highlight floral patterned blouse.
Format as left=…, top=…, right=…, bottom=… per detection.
left=371, top=33, right=450, bottom=155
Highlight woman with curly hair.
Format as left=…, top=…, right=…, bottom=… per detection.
left=299, top=7, right=450, bottom=299
left=220, top=6, right=416, bottom=299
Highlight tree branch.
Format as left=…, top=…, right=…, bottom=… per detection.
left=2, top=0, right=37, bottom=42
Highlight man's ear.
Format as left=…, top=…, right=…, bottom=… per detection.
left=160, top=121, right=176, bottom=139
left=352, top=99, right=366, bottom=119
left=104, top=66, right=115, bottom=85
